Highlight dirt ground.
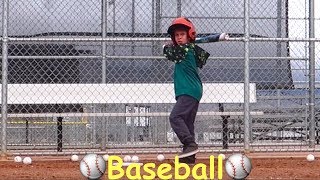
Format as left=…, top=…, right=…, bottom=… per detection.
left=1, top=152, right=320, bottom=180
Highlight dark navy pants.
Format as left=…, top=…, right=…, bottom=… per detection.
left=169, top=95, right=199, bottom=146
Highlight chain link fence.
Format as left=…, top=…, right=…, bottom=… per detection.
left=1, top=0, right=320, bottom=155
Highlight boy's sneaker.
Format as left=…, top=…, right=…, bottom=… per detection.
left=178, top=144, right=198, bottom=158
left=179, top=155, right=196, bottom=165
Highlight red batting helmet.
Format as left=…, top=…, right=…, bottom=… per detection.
left=167, top=17, right=196, bottom=44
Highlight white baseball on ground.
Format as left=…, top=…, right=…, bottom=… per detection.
left=70, top=155, right=79, bottom=162
left=307, top=154, right=315, bottom=161
left=131, top=155, right=139, bottom=163
left=225, top=153, right=252, bottom=179
left=218, top=153, right=226, bottom=160
left=157, top=154, right=165, bottom=162
left=103, top=154, right=109, bottom=161
left=123, top=155, right=132, bottom=162
left=23, top=157, right=32, bottom=165
left=14, top=156, right=22, bottom=163
left=79, top=154, right=106, bottom=179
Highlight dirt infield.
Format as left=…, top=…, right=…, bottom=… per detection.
left=1, top=152, right=320, bottom=179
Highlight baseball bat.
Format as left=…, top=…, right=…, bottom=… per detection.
left=195, top=33, right=221, bottom=43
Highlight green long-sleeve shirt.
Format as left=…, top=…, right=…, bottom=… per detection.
left=173, top=48, right=202, bottom=102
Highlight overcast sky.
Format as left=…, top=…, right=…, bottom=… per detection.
left=288, top=0, right=319, bottom=82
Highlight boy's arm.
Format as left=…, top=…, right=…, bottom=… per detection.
left=163, top=43, right=187, bottom=63
left=195, top=33, right=229, bottom=43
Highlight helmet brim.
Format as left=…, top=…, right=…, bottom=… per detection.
left=167, top=24, right=190, bottom=35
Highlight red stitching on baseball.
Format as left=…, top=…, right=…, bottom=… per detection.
left=227, top=159, right=237, bottom=178
left=83, top=160, right=91, bottom=177
left=241, top=154, right=249, bottom=174
left=95, top=155, right=104, bottom=175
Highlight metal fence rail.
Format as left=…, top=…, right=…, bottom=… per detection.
left=1, top=0, right=319, bottom=155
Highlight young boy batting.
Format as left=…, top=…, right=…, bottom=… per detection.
left=163, top=17, right=228, bottom=164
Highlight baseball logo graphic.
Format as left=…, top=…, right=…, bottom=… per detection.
left=80, top=154, right=106, bottom=179
left=225, top=153, right=252, bottom=179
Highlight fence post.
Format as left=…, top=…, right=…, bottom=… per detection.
left=244, top=0, right=251, bottom=152
left=1, top=0, right=9, bottom=156
left=102, top=0, right=107, bottom=83
left=177, top=0, right=182, bottom=17
left=308, top=0, right=315, bottom=148
left=101, top=0, right=107, bottom=151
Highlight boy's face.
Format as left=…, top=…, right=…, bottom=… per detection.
left=174, top=29, right=189, bottom=45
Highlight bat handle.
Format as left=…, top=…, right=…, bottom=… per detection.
left=219, top=33, right=230, bottom=41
